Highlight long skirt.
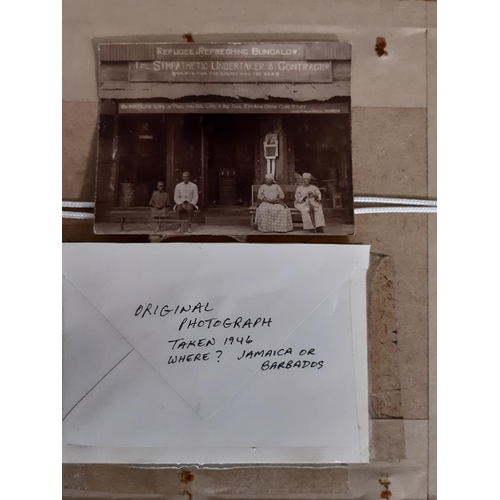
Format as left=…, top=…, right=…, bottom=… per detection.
left=255, top=202, right=293, bottom=233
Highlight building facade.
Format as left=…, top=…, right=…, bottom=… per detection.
left=95, top=41, right=354, bottom=231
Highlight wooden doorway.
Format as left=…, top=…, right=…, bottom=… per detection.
left=117, top=115, right=167, bottom=206
left=203, top=114, right=259, bottom=207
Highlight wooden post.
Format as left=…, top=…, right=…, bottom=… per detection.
left=254, top=123, right=262, bottom=187
left=285, top=124, right=296, bottom=184
left=97, top=100, right=120, bottom=210
left=274, top=116, right=285, bottom=182
left=110, top=113, right=120, bottom=207
left=201, top=116, right=207, bottom=209
left=166, top=114, right=174, bottom=202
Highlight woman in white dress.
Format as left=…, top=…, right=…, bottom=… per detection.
left=255, top=174, right=293, bottom=233
left=294, top=173, right=326, bottom=233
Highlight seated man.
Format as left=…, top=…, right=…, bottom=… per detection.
left=149, top=180, right=170, bottom=232
left=294, top=173, right=326, bottom=233
left=174, top=171, right=199, bottom=233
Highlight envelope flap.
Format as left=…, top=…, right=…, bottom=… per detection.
left=62, top=244, right=369, bottom=420
left=62, top=243, right=371, bottom=464
left=62, top=276, right=133, bottom=418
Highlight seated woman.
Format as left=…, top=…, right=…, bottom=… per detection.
left=294, top=173, right=326, bottom=233
left=255, top=174, right=293, bottom=233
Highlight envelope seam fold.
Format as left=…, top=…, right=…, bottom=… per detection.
left=62, top=348, right=134, bottom=421
left=63, top=274, right=206, bottom=420
left=203, top=277, right=349, bottom=420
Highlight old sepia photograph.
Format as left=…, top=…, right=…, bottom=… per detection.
left=94, top=41, right=354, bottom=236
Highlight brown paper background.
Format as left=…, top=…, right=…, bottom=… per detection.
left=62, top=1, right=436, bottom=498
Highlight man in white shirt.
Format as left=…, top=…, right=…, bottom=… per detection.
left=174, top=171, right=199, bottom=233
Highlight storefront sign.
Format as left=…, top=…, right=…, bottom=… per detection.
left=118, top=102, right=349, bottom=114
left=99, top=42, right=351, bottom=62
left=154, top=43, right=307, bottom=60
left=129, top=60, right=332, bottom=83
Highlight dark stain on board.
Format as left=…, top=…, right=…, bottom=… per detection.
left=181, top=470, right=194, bottom=483
left=181, top=470, right=194, bottom=500
left=379, top=478, right=392, bottom=499
left=375, top=37, right=388, bottom=57
left=183, top=33, right=195, bottom=43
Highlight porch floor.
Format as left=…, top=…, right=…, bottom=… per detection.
left=95, top=220, right=354, bottom=236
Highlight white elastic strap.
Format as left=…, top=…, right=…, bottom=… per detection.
left=62, top=211, right=94, bottom=220
left=354, top=197, right=437, bottom=206
left=62, top=201, right=95, bottom=208
left=62, top=207, right=437, bottom=219
left=355, top=206, right=437, bottom=214
left=62, top=198, right=438, bottom=210
left=62, top=198, right=438, bottom=218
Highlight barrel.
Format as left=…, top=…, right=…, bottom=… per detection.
left=119, top=183, right=149, bottom=206
left=218, top=169, right=237, bottom=205
left=218, top=179, right=237, bottom=205
left=119, top=183, right=135, bottom=207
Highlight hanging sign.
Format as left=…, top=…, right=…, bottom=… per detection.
left=118, top=102, right=349, bottom=114
left=129, top=60, right=332, bottom=83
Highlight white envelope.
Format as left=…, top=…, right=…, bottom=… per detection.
left=62, top=243, right=370, bottom=464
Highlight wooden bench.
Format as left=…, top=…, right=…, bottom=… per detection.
left=250, top=184, right=321, bottom=227
left=109, top=207, right=202, bottom=233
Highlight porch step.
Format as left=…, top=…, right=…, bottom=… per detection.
left=204, top=217, right=249, bottom=226
left=205, top=207, right=250, bottom=216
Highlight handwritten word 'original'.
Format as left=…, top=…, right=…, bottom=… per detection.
left=135, top=302, right=214, bottom=319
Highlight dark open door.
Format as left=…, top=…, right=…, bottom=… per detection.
left=204, top=114, right=258, bottom=207
left=117, top=115, right=167, bottom=206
